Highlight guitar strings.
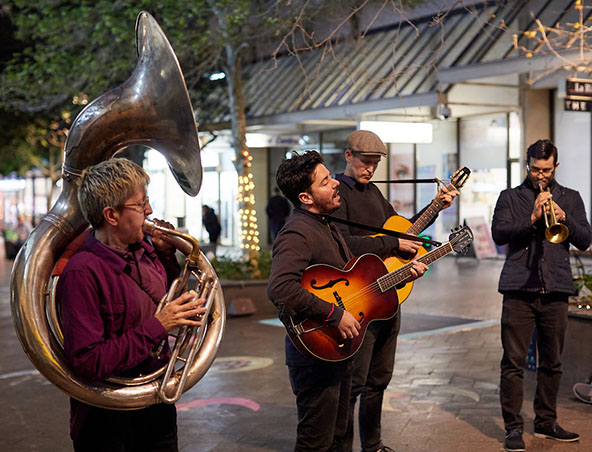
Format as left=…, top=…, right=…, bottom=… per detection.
left=341, top=234, right=464, bottom=307
left=335, top=233, right=465, bottom=311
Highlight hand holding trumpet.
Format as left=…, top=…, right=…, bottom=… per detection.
left=531, top=189, right=566, bottom=224
left=532, top=183, right=569, bottom=243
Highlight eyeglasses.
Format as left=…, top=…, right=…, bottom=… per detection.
left=121, top=196, right=150, bottom=212
left=527, top=165, right=555, bottom=176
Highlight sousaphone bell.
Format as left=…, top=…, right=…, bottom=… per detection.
left=10, top=11, right=225, bottom=410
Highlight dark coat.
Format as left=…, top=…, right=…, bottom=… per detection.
left=203, top=207, right=221, bottom=243
left=332, top=173, right=435, bottom=258
left=266, top=195, right=291, bottom=223
left=492, top=179, right=591, bottom=294
left=267, top=209, right=353, bottom=365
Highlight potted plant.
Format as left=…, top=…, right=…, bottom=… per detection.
left=573, top=259, right=592, bottom=310
left=210, top=249, right=275, bottom=315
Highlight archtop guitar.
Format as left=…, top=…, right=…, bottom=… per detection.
left=379, top=167, right=470, bottom=304
left=287, top=226, right=473, bottom=361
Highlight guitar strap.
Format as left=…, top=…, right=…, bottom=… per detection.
left=326, top=215, right=441, bottom=246
left=328, top=222, right=353, bottom=262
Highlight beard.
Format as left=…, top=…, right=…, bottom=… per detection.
left=313, top=194, right=341, bottom=214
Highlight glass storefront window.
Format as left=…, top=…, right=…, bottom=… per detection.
left=415, top=120, right=459, bottom=243
left=459, top=114, right=508, bottom=228
left=319, top=129, right=352, bottom=176
left=509, top=111, right=521, bottom=160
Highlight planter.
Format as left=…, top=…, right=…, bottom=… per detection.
left=220, top=279, right=276, bottom=316
left=563, top=300, right=592, bottom=386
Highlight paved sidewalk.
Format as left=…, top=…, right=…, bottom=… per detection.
left=2, top=256, right=591, bottom=451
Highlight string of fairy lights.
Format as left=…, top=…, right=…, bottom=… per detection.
left=237, top=148, right=260, bottom=254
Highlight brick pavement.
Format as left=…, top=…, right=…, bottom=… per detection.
left=2, top=256, right=592, bottom=451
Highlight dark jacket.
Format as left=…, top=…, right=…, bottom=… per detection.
left=492, top=179, right=591, bottom=294
left=267, top=208, right=353, bottom=365
left=57, top=232, right=180, bottom=440
left=266, top=194, right=291, bottom=223
left=203, top=207, right=221, bottom=242
left=332, top=173, right=434, bottom=257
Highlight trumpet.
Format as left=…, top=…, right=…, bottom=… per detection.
left=539, top=183, right=569, bottom=244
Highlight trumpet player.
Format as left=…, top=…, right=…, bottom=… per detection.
left=492, top=139, right=591, bottom=452
left=57, top=158, right=207, bottom=452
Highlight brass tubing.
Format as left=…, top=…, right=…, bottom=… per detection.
left=539, top=183, right=569, bottom=244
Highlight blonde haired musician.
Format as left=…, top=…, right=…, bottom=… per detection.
left=58, top=158, right=206, bottom=451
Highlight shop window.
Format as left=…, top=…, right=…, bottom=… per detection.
left=459, top=115, right=508, bottom=228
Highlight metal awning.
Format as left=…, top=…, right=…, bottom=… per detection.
left=203, top=0, right=588, bottom=129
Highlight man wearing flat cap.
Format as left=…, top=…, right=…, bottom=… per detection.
left=332, top=130, right=458, bottom=452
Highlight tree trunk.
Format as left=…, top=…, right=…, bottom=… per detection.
left=224, top=44, right=260, bottom=262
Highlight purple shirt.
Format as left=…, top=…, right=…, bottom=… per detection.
left=57, top=231, right=180, bottom=439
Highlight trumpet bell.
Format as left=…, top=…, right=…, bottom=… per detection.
left=545, top=223, right=569, bottom=244
left=539, top=182, right=569, bottom=244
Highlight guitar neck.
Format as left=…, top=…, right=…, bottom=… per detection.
left=407, top=182, right=455, bottom=235
left=377, top=242, right=453, bottom=292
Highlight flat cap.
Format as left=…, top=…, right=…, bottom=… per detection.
left=346, top=130, right=387, bottom=156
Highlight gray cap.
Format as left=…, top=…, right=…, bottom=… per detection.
left=346, top=130, right=387, bottom=156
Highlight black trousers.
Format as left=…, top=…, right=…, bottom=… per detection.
left=343, top=312, right=400, bottom=452
left=500, top=292, right=568, bottom=432
left=73, top=403, right=178, bottom=452
left=289, top=359, right=353, bottom=452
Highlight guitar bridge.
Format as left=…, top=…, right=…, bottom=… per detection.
left=292, top=322, right=305, bottom=335
left=291, top=322, right=326, bottom=336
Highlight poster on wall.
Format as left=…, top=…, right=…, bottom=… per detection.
left=389, top=152, right=415, bottom=218
left=464, top=216, right=498, bottom=259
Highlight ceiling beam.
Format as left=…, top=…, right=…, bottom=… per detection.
left=248, top=92, right=440, bottom=127
left=439, top=49, right=592, bottom=84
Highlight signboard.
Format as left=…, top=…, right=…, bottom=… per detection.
left=566, top=78, right=592, bottom=97
left=464, top=216, right=498, bottom=259
left=565, top=98, right=592, bottom=112
left=565, top=78, right=592, bottom=112
left=246, top=133, right=301, bottom=148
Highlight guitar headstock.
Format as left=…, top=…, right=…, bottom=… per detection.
left=450, top=167, right=471, bottom=189
left=448, top=225, right=473, bottom=254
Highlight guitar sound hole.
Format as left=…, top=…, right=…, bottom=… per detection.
left=310, top=278, right=349, bottom=290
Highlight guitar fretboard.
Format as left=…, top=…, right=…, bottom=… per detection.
left=377, top=241, right=454, bottom=292
left=407, top=183, right=454, bottom=235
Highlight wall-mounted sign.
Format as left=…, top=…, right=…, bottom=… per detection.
left=566, top=78, right=592, bottom=97
left=565, top=78, right=592, bottom=112
left=565, top=98, right=592, bottom=112
left=246, top=133, right=302, bottom=148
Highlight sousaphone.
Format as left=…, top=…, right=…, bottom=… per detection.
left=10, top=11, right=225, bottom=410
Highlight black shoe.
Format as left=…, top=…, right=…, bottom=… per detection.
left=504, top=428, right=525, bottom=452
left=376, top=448, right=396, bottom=452
left=534, top=423, right=579, bottom=442
left=573, top=382, right=592, bottom=404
